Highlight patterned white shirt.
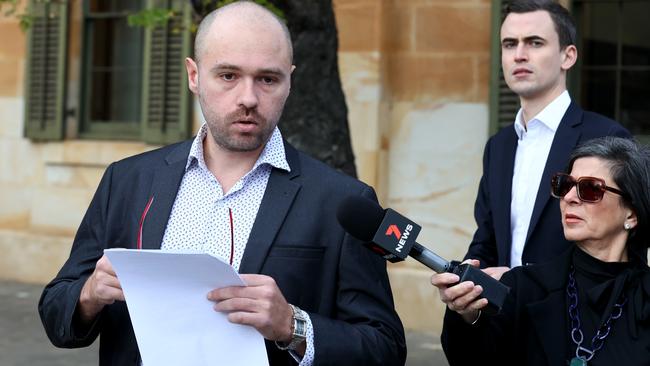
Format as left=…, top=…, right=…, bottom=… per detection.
left=510, top=91, right=570, bottom=267
left=160, top=123, right=315, bottom=365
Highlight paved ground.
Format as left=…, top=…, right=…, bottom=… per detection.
left=0, top=281, right=448, bottom=366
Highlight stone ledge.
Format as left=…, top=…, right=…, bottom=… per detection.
left=0, top=228, right=73, bottom=284
left=40, top=140, right=155, bottom=167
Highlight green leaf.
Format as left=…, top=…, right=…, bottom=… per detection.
left=18, top=13, right=32, bottom=31
left=215, top=0, right=285, bottom=20
left=128, top=8, right=174, bottom=28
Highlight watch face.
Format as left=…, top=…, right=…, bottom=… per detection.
left=294, top=318, right=307, bottom=338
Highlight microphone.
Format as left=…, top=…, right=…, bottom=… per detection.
left=336, top=196, right=509, bottom=314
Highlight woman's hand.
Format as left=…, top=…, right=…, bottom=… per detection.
left=431, top=259, right=489, bottom=324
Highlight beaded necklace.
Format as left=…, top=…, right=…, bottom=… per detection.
left=566, top=267, right=627, bottom=366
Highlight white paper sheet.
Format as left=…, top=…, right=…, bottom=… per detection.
left=104, top=248, right=269, bottom=366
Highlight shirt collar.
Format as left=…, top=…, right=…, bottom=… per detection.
left=513, top=90, right=571, bottom=139
left=186, top=123, right=291, bottom=174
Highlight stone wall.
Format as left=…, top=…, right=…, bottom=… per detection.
left=334, top=0, right=491, bottom=331
left=0, top=2, right=155, bottom=282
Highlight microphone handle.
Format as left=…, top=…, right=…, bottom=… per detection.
left=408, top=242, right=511, bottom=314
left=408, top=242, right=451, bottom=273
left=451, top=263, right=510, bottom=315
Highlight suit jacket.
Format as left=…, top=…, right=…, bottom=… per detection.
left=442, top=247, right=650, bottom=366
left=465, top=102, right=631, bottom=267
left=38, top=140, right=406, bottom=366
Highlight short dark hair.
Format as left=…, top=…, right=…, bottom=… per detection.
left=504, top=0, right=577, bottom=49
left=567, top=137, right=650, bottom=253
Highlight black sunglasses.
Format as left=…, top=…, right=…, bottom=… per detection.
left=551, top=173, right=625, bottom=203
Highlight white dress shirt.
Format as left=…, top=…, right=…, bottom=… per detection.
left=161, top=123, right=315, bottom=365
left=509, top=91, right=571, bottom=267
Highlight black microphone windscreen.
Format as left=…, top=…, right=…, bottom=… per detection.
left=336, top=196, right=385, bottom=242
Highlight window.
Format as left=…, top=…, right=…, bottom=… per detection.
left=23, top=0, right=68, bottom=140
left=571, top=0, right=650, bottom=137
left=488, top=1, right=519, bottom=135
left=24, top=0, right=193, bottom=144
left=80, top=0, right=144, bottom=139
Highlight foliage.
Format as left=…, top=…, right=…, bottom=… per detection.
left=128, top=7, right=175, bottom=28
left=2, top=0, right=285, bottom=31
left=17, top=13, right=31, bottom=30
left=0, top=0, right=32, bottom=31
left=127, top=0, right=284, bottom=30
left=214, top=0, right=283, bottom=19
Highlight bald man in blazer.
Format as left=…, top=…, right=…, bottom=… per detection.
left=39, top=3, right=405, bottom=366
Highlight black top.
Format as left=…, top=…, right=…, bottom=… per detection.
left=571, top=248, right=650, bottom=364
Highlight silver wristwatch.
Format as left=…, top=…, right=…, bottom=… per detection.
left=275, top=304, right=307, bottom=351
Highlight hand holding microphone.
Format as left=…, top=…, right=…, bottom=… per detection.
left=431, top=259, right=488, bottom=324
left=336, top=196, right=509, bottom=315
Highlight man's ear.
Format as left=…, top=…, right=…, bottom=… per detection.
left=185, top=57, right=199, bottom=94
left=560, top=45, right=578, bottom=71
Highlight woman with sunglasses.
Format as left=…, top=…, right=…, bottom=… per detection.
left=436, top=136, right=650, bottom=366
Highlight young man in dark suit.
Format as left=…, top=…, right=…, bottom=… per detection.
left=432, top=0, right=630, bottom=326
left=38, top=2, right=406, bottom=365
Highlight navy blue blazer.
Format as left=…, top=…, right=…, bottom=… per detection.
left=465, top=102, right=631, bottom=267
left=38, top=140, right=406, bottom=366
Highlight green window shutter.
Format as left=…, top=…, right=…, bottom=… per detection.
left=488, top=0, right=519, bottom=136
left=24, top=0, right=68, bottom=141
left=141, top=0, right=193, bottom=145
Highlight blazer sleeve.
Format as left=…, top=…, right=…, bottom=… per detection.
left=464, top=137, right=499, bottom=268
left=441, top=270, right=518, bottom=365
left=38, top=163, right=115, bottom=348
left=309, top=186, right=407, bottom=366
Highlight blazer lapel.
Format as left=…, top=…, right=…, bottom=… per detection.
left=238, top=143, right=301, bottom=274
left=141, top=141, right=192, bottom=250
left=526, top=102, right=583, bottom=244
left=493, top=128, right=518, bottom=263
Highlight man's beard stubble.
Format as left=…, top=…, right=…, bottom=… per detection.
left=203, top=106, right=277, bottom=153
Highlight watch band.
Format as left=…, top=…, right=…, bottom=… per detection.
left=275, top=304, right=307, bottom=351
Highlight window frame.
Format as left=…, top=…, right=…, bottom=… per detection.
left=488, top=0, right=520, bottom=136
left=78, top=1, right=145, bottom=140
left=22, top=0, right=207, bottom=144
left=23, top=0, right=69, bottom=141
left=140, top=0, right=194, bottom=145
left=568, top=0, right=650, bottom=142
